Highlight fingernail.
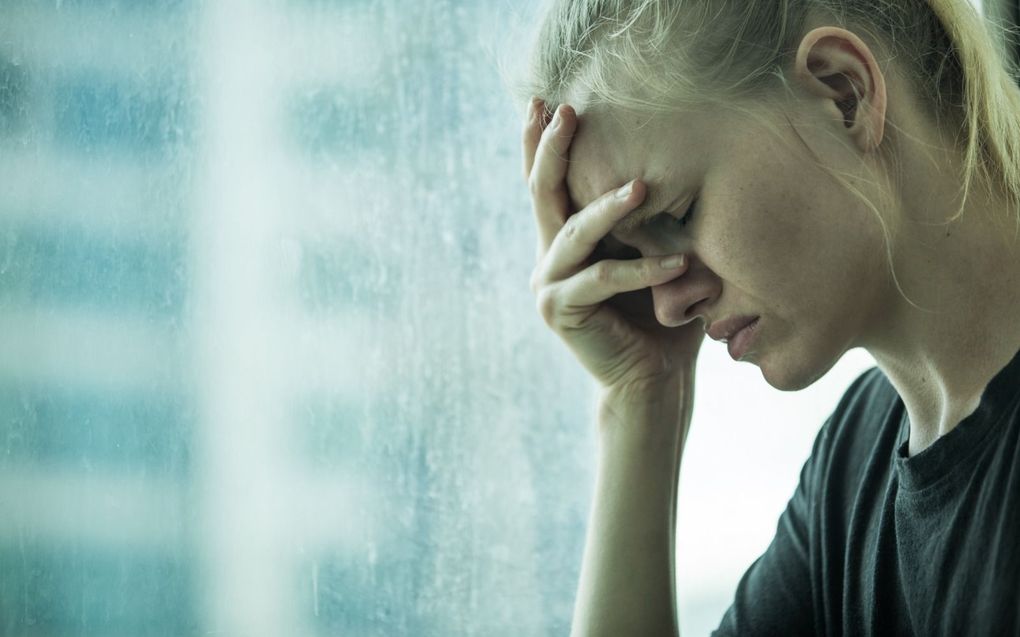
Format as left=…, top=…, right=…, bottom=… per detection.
left=528, top=97, right=540, bottom=121
left=550, top=106, right=562, bottom=130
left=616, top=181, right=634, bottom=199
left=660, top=255, right=686, bottom=269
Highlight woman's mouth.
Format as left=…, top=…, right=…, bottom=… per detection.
left=727, top=317, right=760, bottom=361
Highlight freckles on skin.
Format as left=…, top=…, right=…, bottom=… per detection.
left=721, top=178, right=811, bottom=286
left=685, top=119, right=818, bottom=317
left=720, top=127, right=877, bottom=337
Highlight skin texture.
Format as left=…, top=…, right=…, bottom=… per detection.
left=565, top=98, right=888, bottom=392
left=558, top=27, right=1020, bottom=456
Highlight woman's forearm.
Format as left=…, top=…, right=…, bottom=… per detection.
left=570, top=381, right=692, bottom=637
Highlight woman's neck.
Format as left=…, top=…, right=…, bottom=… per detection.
left=865, top=160, right=1020, bottom=456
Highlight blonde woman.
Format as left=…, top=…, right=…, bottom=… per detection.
left=518, top=0, right=1020, bottom=634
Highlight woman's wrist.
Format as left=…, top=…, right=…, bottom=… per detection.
left=596, top=370, right=695, bottom=444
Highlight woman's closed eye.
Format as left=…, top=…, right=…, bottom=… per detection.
left=647, top=197, right=697, bottom=231
left=681, top=198, right=697, bottom=226
left=594, top=198, right=697, bottom=260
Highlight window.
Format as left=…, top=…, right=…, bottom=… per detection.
left=3, top=0, right=995, bottom=635
left=0, top=2, right=590, bottom=634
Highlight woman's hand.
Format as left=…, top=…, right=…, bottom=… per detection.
left=524, top=99, right=706, bottom=396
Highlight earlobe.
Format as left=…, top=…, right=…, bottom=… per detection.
left=794, top=26, right=887, bottom=152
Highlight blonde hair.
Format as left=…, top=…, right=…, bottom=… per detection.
left=511, top=0, right=1020, bottom=309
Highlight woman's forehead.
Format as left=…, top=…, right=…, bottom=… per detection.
left=566, top=107, right=700, bottom=211
left=565, top=110, right=652, bottom=210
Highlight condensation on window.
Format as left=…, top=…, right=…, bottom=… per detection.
left=0, top=1, right=591, bottom=635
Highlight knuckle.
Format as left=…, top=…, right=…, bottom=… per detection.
left=561, top=214, right=583, bottom=242
left=535, top=287, right=559, bottom=325
left=529, top=267, right=543, bottom=294
left=527, top=173, right=543, bottom=197
left=592, top=261, right=613, bottom=285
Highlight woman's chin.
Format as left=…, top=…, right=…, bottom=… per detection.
left=757, top=348, right=837, bottom=392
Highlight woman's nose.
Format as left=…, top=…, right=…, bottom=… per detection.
left=650, top=263, right=719, bottom=327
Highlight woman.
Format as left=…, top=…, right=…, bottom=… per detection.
left=517, top=0, right=1020, bottom=635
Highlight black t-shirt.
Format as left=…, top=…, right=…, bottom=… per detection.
left=712, top=348, right=1020, bottom=636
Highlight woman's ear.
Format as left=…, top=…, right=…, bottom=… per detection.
left=794, top=26, right=887, bottom=152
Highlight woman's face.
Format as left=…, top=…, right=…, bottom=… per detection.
left=564, top=102, right=891, bottom=390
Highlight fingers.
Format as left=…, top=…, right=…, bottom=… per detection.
left=524, top=99, right=658, bottom=285
left=540, top=179, right=646, bottom=283
left=536, top=255, right=689, bottom=329
left=522, top=98, right=554, bottom=178
left=529, top=103, right=576, bottom=254
left=521, top=98, right=543, bottom=180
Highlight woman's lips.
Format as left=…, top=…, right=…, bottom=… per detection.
left=727, top=317, right=760, bottom=361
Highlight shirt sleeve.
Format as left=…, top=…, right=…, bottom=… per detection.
left=710, top=417, right=831, bottom=637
